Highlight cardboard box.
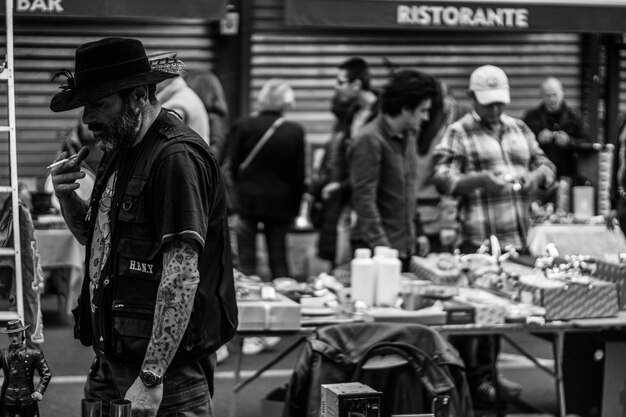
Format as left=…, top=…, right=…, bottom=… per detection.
left=237, top=293, right=301, bottom=331
left=518, top=274, right=618, bottom=321
left=321, top=382, right=381, bottom=417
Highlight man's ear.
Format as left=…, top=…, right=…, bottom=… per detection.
left=130, top=85, right=149, bottom=108
left=352, top=79, right=362, bottom=90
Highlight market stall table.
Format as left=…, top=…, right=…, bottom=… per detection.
left=528, top=223, right=626, bottom=258
left=34, top=227, right=84, bottom=316
left=231, top=299, right=626, bottom=417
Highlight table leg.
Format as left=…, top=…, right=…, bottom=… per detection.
left=490, top=334, right=505, bottom=417
left=228, top=337, right=245, bottom=417
left=552, top=330, right=567, bottom=417
left=234, top=336, right=306, bottom=393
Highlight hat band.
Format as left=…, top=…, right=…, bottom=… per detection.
left=74, top=56, right=151, bottom=90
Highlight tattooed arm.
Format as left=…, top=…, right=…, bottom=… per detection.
left=125, top=238, right=200, bottom=415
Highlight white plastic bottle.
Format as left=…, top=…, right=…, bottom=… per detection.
left=350, top=248, right=377, bottom=306
left=376, top=248, right=402, bottom=307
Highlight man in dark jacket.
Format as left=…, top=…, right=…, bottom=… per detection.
left=0, top=320, right=51, bottom=417
left=348, top=68, right=437, bottom=268
left=48, top=37, right=237, bottom=417
left=522, top=77, right=590, bottom=181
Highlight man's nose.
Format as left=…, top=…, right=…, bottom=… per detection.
left=489, top=103, right=503, bottom=113
left=82, top=106, right=94, bottom=124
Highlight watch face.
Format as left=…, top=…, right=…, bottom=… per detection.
left=140, top=370, right=161, bottom=387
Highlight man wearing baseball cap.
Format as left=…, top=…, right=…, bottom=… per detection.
left=48, top=37, right=237, bottom=417
left=433, top=65, right=556, bottom=407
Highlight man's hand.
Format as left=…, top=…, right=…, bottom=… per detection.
left=482, top=172, right=510, bottom=194
left=125, top=377, right=163, bottom=417
left=50, top=146, right=90, bottom=200
left=520, top=170, right=545, bottom=194
left=554, top=131, right=571, bottom=147
left=321, top=182, right=341, bottom=200
left=30, top=392, right=43, bottom=401
left=537, top=129, right=554, bottom=145
left=416, top=235, right=430, bottom=256
left=439, top=228, right=457, bottom=249
left=607, top=209, right=619, bottom=231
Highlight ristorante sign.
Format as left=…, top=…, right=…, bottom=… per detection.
left=286, top=0, right=626, bottom=32
left=11, top=0, right=227, bottom=19
left=396, top=4, right=529, bottom=28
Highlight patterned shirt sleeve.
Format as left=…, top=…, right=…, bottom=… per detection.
left=433, top=123, right=467, bottom=196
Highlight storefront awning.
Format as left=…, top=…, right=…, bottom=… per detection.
left=286, top=0, right=626, bottom=33
left=13, top=0, right=228, bottom=20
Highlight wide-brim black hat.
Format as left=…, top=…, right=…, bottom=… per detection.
left=0, top=319, right=30, bottom=334
left=50, top=37, right=177, bottom=112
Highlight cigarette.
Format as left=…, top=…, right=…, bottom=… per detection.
left=47, top=154, right=79, bottom=170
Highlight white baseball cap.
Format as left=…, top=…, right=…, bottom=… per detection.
left=469, top=65, right=510, bottom=105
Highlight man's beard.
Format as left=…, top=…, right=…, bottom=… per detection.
left=92, top=102, right=142, bottom=152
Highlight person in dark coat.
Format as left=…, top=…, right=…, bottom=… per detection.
left=0, top=320, right=51, bottom=417
left=522, top=77, right=590, bottom=181
left=226, top=78, right=306, bottom=279
left=313, top=57, right=377, bottom=266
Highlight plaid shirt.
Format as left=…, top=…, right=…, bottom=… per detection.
left=433, top=111, right=556, bottom=250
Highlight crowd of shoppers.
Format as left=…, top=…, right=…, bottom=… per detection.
left=43, top=32, right=611, bottom=414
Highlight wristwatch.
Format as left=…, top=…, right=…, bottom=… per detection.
left=140, top=370, right=163, bottom=388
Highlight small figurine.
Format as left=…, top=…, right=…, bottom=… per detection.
left=0, top=319, right=51, bottom=417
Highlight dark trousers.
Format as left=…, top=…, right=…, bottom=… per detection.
left=349, top=239, right=412, bottom=272
left=453, top=240, right=503, bottom=392
left=236, top=216, right=292, bottom=279
left=449, top=335, right=501, bottom=390
left=1, top=403, right=38, bottom=417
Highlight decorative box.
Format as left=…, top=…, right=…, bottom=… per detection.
left=517, top=274, right=618, bottom=320
left=237, top=293, right=302, bottom=331
left=593, top=258, right=626, bottom=310
left=452, top=288, right=507, bottom=325
left=409, top=254, right=461, bottom=285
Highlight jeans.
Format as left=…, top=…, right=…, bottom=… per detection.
left=236, top=216, right=291, bottom=279
left=84, top=354, right=215, bottom=417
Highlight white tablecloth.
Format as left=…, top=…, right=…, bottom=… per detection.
left=528, top=223, right=626, bottom=258
left=34, top=228, right=85, bottom=315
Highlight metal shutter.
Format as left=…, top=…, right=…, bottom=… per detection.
left=251, top=0, right=583, bottom=147
left=0, top=17, right=217, bottom=184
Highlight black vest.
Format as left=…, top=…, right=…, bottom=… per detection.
left=73, top=110, right=237, bottom=364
